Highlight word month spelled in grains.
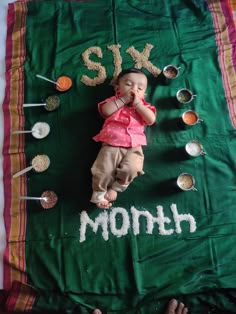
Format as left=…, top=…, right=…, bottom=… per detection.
left=79, top=203, right=197, bottom=242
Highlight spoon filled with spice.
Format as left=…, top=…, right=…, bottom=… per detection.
left=13, top=154, right=50, bottom=178
left=23, top=95, right=60, bottom=111
left=12, top=122, right=50, bottom=139
left=36, top=74, right=72, bottom=92
left=19, top=190, right=58, bottom=209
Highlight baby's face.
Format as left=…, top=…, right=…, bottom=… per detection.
left=117, top=72, right=147, bottom=98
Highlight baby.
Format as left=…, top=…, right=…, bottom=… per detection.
left=90, top=68, right=156, bottom=208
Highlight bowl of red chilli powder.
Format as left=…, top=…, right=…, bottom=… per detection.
left=182, top=110, right=203, bottom=126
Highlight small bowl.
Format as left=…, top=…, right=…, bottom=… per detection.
left=182, top=110, right=203, bottom=126
left=176, top=88, right=196, bottom=103
left=163, top=65, right=180, bottom=79
left=177, top=173, right=197, bottom=191
left=185, top=140, right=206, bottom=157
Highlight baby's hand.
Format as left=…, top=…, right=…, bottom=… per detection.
left=121, top=91, right=134, bottom=106
left=131, top=91, right=140, bottom=105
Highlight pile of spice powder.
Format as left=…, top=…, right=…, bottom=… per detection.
left=32, top=122, right=50, bottom=139
left=178, top=90, right=192, bottom=102
left=183, top=111, right=198, bottom=125
left=31, top=154, right=50, bottom=172
left=186, top=141, right=202, bottom=156
left=45, top=95, right=60, bottom=111
left=163, top=66, right=178, bottom=79
left=178, top=174, right=194, bottom=190
left=40, top=190, right=58, bottom=209
left=56, top=76, right=72, bottom=91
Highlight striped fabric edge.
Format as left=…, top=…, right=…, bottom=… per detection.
left=5, top=280, right=38, bottom=312
left=206, top=0, right=236, bottom=128
left=3, top=1, right=28, bottom=295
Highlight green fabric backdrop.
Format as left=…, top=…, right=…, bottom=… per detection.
left=22, top=0, right=236, bottom=313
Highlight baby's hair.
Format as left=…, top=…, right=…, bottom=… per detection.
left=116, top=68, right=147, bottom=84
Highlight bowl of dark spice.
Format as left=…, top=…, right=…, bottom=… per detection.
left=176, top=88, right=196, bottom=103
left=163, top=65, right=180, bottom=79
left=23, top=95, right=60, bottom=111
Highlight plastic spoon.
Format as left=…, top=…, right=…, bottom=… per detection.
left=36, top=74, right=72, bottom=91
left=19, top=190, right=58, bottom=209
left=23, top=95, right=60, bottom=111
left=36, top=74, right=59, bottom=86
left=13, top=154, right=50, bottom=178
left=19, top=196, right=48, bottom=201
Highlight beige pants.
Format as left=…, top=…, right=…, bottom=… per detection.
left=90, top=145, right=144, bottom=203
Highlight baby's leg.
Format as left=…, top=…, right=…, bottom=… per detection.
left=91, top=146, right=116, bottom=191
left=91, top=146, right=121, bottom=206
left=112, top=146, right=144, bottom=192
left=90, top=191, right=112, bottom=209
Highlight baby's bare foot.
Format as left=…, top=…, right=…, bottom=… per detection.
left=105, top=188, right=117, bottom=201
left=93, top=309, right=102, bottom=314
left=96, top=201, right=112, bottom=209
left=165, top=299, right=188, bottom=314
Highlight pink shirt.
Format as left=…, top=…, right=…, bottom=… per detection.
left=93, top=95, right=156, bottom=147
